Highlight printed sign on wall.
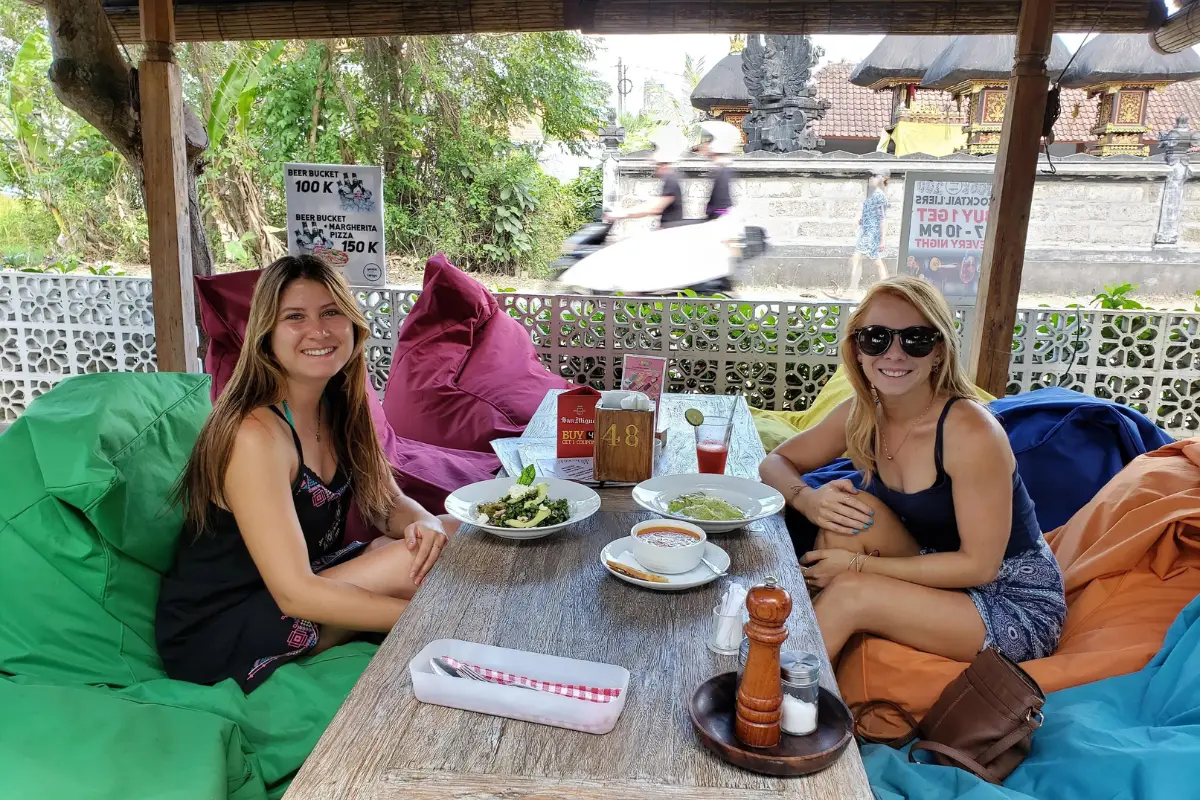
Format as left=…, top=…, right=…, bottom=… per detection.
left=284, top=163, right=385, bottom=287
left=896, top=171, right=994, bottom=301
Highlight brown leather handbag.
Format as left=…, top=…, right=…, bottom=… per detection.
left=853, top=648, right=1046, bottom=785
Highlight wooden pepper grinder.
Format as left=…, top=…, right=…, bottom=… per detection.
left=735, top=575, right=792, bottom=748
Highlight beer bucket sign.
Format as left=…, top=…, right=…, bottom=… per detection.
left=285, top=163, right=385, bottom=287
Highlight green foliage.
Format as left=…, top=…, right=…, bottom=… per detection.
left=618, top=52, right=707, bottom=155
left=207, top=40, right=286, bottom=149
left=2, top=253, right=125, bottom=275
left=565, top=166, right=603, bottom=221
left=0, top=195, right=56, bottom=260
left=0, top=15, right=608, bottom=274
left=1093, top=283, right=1144, bottom=310
left=0, top=11, right=147, bottom=263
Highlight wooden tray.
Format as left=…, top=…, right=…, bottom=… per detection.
left=689, top=672, right=854, bottom=777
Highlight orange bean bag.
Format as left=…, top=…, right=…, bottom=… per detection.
left=842, top=439, right=1200, bottom=740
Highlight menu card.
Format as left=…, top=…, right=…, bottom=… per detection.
left=622, top=354, right=667, bottom=431
left=621, top=355, right=667, bottom=406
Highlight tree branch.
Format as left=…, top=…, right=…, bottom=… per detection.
left=43, top=0, right=140, bottom=164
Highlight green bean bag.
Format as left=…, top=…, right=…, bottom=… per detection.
left=0, top=372, right=375, bottom=800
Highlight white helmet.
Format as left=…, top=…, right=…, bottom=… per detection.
left=651, top=127, right=687, bottom=164
left=700, top=120, right=741, bottom=155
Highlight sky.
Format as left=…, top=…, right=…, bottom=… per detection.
left=586, top=33, right=1097, bottom=114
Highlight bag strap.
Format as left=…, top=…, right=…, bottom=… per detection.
left=974, top=713, right=1042, bottom=766
left=909, top=741, right=1002, bottom=785
left=852, top=699, right=922, bottom=748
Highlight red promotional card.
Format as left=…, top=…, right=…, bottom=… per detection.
left=557, top=386, right=601, bottom=458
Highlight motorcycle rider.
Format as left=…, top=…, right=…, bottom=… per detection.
left=604, top=129, right=687, bottom=229
left=697, top=120, right=740, bottom=221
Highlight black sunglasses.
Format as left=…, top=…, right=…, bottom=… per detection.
left=853, top=325, right=943, bottom=358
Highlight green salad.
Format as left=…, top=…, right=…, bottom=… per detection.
left=476, top=466, right=570, bottom=528
left=667, top=492, right=746, bottom=521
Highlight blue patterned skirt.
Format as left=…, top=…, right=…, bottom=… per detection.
left=927, top=538, right=1067, bottom=663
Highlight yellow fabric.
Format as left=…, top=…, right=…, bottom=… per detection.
left=875, top=130, right=891, bottom=153
left=889, top=120, right=968, bottom=157
left=751, top=368, right=996, bottom=452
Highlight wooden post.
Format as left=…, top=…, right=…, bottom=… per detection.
left=139, top=0, right=199, bottom=373
left=968, top=0, right=1055, bottom=397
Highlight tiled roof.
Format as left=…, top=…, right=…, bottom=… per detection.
left=811, top=61, right=894, bottom=140
left=810, top=59, right=1200, bottom=143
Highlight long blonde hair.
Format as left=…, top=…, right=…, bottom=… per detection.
left=841, top=276, right=977, bottom=483
left=177, top=255, right=393, bottom=534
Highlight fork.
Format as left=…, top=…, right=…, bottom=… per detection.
left=431, top=656, right=537, bottom=691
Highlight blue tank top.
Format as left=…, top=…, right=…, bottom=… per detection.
left=867, top=397, right=1041, bottom=559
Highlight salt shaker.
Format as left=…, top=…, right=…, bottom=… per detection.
left=734, top=575, right=792, bottom=749
left=780, top=651, right=821, bottom=736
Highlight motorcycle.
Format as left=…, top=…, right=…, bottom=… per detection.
left=551, top=218, right=769, bottom=298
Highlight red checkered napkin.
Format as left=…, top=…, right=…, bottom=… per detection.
left=440, top=656, right=623, bottom=704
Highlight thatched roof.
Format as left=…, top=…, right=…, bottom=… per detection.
left=691, top=53, right=750, bottom=109
left=93, top=0, right=1167, bottom=44
left=849, top=35, right=953, bottom=88
left=921, top=35, right=1073, bottom=90
left=1060, top=33, right=1200, bottom=88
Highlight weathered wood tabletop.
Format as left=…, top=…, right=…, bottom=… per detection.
left=285, top=393, right=871, bottom=800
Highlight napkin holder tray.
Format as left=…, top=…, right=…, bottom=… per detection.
left=593, top=407, right=655, bottom=483
left=409, top=639, right=630, bottom=735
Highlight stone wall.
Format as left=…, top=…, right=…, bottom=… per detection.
left=612, top=152, right=1200, bottom=296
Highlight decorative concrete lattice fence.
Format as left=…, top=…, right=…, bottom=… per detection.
left=3, top=272, right=1199, bottom=437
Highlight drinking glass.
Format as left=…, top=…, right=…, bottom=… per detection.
left=707, top=604, right=748, bottom=655
left=694, top=417, right=733, bottom=474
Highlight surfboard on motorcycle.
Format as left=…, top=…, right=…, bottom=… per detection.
left=554, top=120, right=766, bottom=297
left=552, top=214, right=766, bottom=297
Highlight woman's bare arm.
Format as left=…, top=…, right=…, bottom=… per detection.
left=224, top=418, right=406, bottom=632
left=759, top=400, right=858, bottom=516
left=378, top=475, right=439, bottom=539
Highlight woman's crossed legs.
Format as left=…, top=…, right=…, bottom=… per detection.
left=807, top=492, right=985, bottom=664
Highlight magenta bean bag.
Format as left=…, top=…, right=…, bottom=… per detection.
left=381, top=253, right=570, bottom=453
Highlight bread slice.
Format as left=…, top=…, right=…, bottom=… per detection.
left=606, top=558, right=668, bottom=584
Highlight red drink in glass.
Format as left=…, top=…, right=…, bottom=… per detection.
left=696, top=442, right=729, bottom=474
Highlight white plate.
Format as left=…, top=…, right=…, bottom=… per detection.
left=445, top=477, right=601, bottom=540
left=630, top=474, right=786, bottom=533
left=600, top=536, right=730, bottom=592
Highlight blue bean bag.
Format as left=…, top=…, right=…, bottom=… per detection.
left=865, top=594, right=1200, bottom=800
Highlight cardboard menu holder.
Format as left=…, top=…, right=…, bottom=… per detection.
left=556, top=387, right=601, bottom=459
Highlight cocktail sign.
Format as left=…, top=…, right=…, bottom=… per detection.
left=621, top=355, right=667, bottom=411
left=735, top=576, right=792, bottom=749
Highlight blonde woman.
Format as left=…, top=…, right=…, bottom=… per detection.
left=156, top=255, right=454, bottom=692
left=848, top=172, right=891, bottom=294
left=760, top=277, right=1065, bottom=664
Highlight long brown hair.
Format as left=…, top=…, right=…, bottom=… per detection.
left=177, top=255, right=393, bottom=534
left=841, top=276, right=978, bottom=484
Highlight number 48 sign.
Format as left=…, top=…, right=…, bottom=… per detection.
left=285, top=162, right=386, bottom=287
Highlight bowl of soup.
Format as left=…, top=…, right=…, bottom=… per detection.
left=631, top=519, right=707, bottom=575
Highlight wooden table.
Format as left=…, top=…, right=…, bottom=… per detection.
left=286, top=393, right=871, bottom=800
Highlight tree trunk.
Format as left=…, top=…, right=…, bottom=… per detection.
left=308, top=41, right=333, bottom=156
left=42, top=0, right=214, bottom=277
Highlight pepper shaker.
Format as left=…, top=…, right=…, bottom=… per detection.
left=734, top=575, right=792, bottom=749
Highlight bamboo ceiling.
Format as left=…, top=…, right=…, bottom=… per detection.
left=96, top=0, right=1167, bottom=43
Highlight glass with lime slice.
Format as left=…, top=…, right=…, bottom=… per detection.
left=684, top=408, right=705, bottom=427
